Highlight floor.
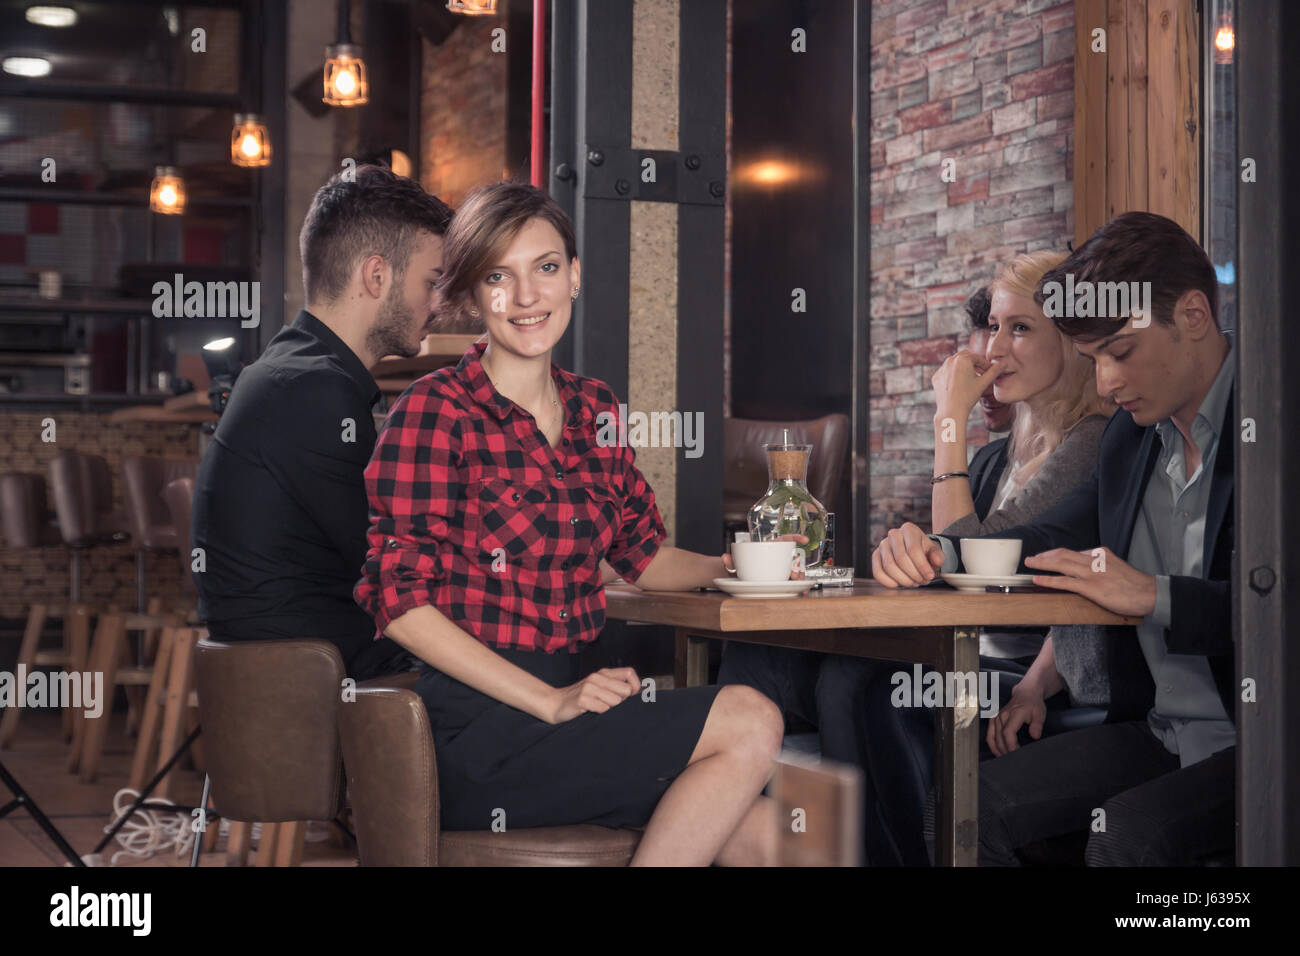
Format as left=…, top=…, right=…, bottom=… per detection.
left=0, top=709, right=357, bottom=868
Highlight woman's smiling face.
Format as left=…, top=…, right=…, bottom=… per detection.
left=472, top=217, right=580, bottom=360
left=985, top=287, right=1066, bottom=405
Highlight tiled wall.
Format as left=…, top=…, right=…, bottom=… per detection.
left=868, top=0, right=1074, bottom=544
left=0, top=412, right=196, bottom=621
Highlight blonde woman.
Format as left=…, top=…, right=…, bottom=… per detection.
left=848, top=251, right=1116, bottom=864
left=929, top=251, right=1115, bottom=537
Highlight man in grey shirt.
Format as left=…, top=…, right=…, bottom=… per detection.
left=873, top=212, right=1236, bottom=866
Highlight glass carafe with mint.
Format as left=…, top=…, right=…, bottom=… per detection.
left=746, top=437, right=827, bottom=568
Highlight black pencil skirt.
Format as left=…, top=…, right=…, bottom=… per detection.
left=414, top=646, right=723, bottom=831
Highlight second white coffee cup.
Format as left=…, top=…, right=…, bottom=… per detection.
left=960, top=537, right=1023, bottom=577
left=732, top=540, right=797, bottom=582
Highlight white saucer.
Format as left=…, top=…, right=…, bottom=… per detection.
left=712, top=578, right=814, bottom=599
left=940, top=572, right=1037, bottom=592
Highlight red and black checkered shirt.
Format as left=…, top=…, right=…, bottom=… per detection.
left=354, top=342, right=667, bottom=653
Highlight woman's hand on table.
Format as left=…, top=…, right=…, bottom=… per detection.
left=546, top=666, right=642, bottom=724
left=871, top=522, right=946, bottom=587
left=987, top=683, right=1047, bottom=756
left=721, top=533, right=809, bottom=580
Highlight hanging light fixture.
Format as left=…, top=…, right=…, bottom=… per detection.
left=149, top=166, right=186, bottom=215
left=231, top=113, right=272, bottom=167
left=1213, top=12, right=1234, bottom=64
left=447, top=0, right=499, bottom=13
left=323, top=0, right=368, bottom=107
left=231, top=1, right=272, bottom=167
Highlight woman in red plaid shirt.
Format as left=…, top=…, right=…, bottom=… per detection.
left=355, top=181, right=786, bottom=865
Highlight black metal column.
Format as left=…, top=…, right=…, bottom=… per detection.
left=1235, top=0, right=1300, bottom=867
left=852, top=0, right=872, bottom=572
left=547, top=0, right=633, bottom=397
left=675, top=0, right=726, bottom=555
left=256, top=0, right=288, bottom=353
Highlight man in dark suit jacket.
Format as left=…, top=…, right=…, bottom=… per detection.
left=872, top=212, right=1235, bottom=866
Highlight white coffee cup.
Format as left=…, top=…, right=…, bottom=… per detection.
left=731, top=540, right=797, bottom=582
left=960, top=538, right=1023, bottom=577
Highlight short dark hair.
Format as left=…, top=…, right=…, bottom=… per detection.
left=1035, top=211, right=1218, bottom=340
left=965, top=286, right=992, bottom=330
left=437, top=180, right=578, bottom=329
left=299, top=164, right=453, bottom=304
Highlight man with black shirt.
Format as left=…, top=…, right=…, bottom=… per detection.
left=192, top=166, right=453, bottom=680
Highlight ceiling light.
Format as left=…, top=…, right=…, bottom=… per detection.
left=230, top=113, right=272, bottom=167
left=323, top=1, right=369, bottom=107
left=447, top=0, right=499, bottom=13
left=25, top=5, right=77, bottom=28
left=149, top=166, right=186, bottom=215
left=3, top=57, right=52, bottom=78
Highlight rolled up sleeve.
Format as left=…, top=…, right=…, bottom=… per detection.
left=604, top=431, right=667, bottom=584
left=354, top=384, right=461, bottom=638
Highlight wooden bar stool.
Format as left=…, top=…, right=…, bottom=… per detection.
left=71, top=607, right=185, bottom=783
left=0, top=603, right=91, bottom=750
left=0, top=472, right=90, bottom=749
left=127, top=624, right=204, bottom=800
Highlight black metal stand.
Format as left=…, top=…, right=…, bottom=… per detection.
left=0, top=758, right=86, bottom=867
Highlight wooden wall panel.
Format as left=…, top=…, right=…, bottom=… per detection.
left=1075, top=0, right=1109, bottom=246
left=1073, top=0, right=1198, bottom=247
left=1174, top=0, right=1200, bottom=236
left=1106, top=0, right=1131, bottom=219
left=1126, top=0, right=1149, bottom=214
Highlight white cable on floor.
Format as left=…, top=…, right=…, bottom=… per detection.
left=103, top=788, right=196, bottom=866
left=100, top=789, right=330, bottom=863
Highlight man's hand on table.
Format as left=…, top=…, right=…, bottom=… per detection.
left=1024, top=547, right=1156, bottom=618
left=871, top=521, right=946, bottom=587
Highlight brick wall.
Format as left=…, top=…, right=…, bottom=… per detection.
left=420, top=13, right=510, bottom=209
left=0, top=412, right=196, bottom=620
left=868, top=0, right=1074, bottom=545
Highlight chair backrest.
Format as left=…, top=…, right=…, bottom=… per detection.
left=48, top=450, right=119, bottom=545
left=162, top=477, right=196, bottom=594
left=0, top=473, right=54, bottom=549
left=722, top=413, right=851, bottom=523
left=338, top=686, right=439, bottom=866
left=122, top=456, right=197, bottom=550
left=193, top=638, right=346, bottom=823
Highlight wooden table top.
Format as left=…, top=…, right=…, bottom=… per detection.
left=605, top=579, right=1141, bottom=632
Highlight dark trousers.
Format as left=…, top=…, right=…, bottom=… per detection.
left=716, top=641, right=897, bottom=865
left=922, top=720, right=1235, bottom=866
left=348, top=636, right=419, bottom=682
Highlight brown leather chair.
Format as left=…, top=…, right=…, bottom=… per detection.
left=193, top=637, right=347, bottom=866
left=122, top=456, right=197, bottom=611
left=339, top=685, right=642, bottom=866
left=48, top=450, right=131, bottom=604
left=722, top=413, right=851, bottom=527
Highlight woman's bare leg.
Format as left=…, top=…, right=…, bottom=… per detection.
left=714, top=794, right=779, bottom=866
left=630, top=685, right=783, bottom=866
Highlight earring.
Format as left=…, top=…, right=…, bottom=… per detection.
left=469, top=308, right=480, bottom=317
left=570, top=287, right=580, bottom=300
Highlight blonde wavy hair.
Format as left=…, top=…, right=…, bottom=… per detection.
left=989, top=251, right=1115, bottom=482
